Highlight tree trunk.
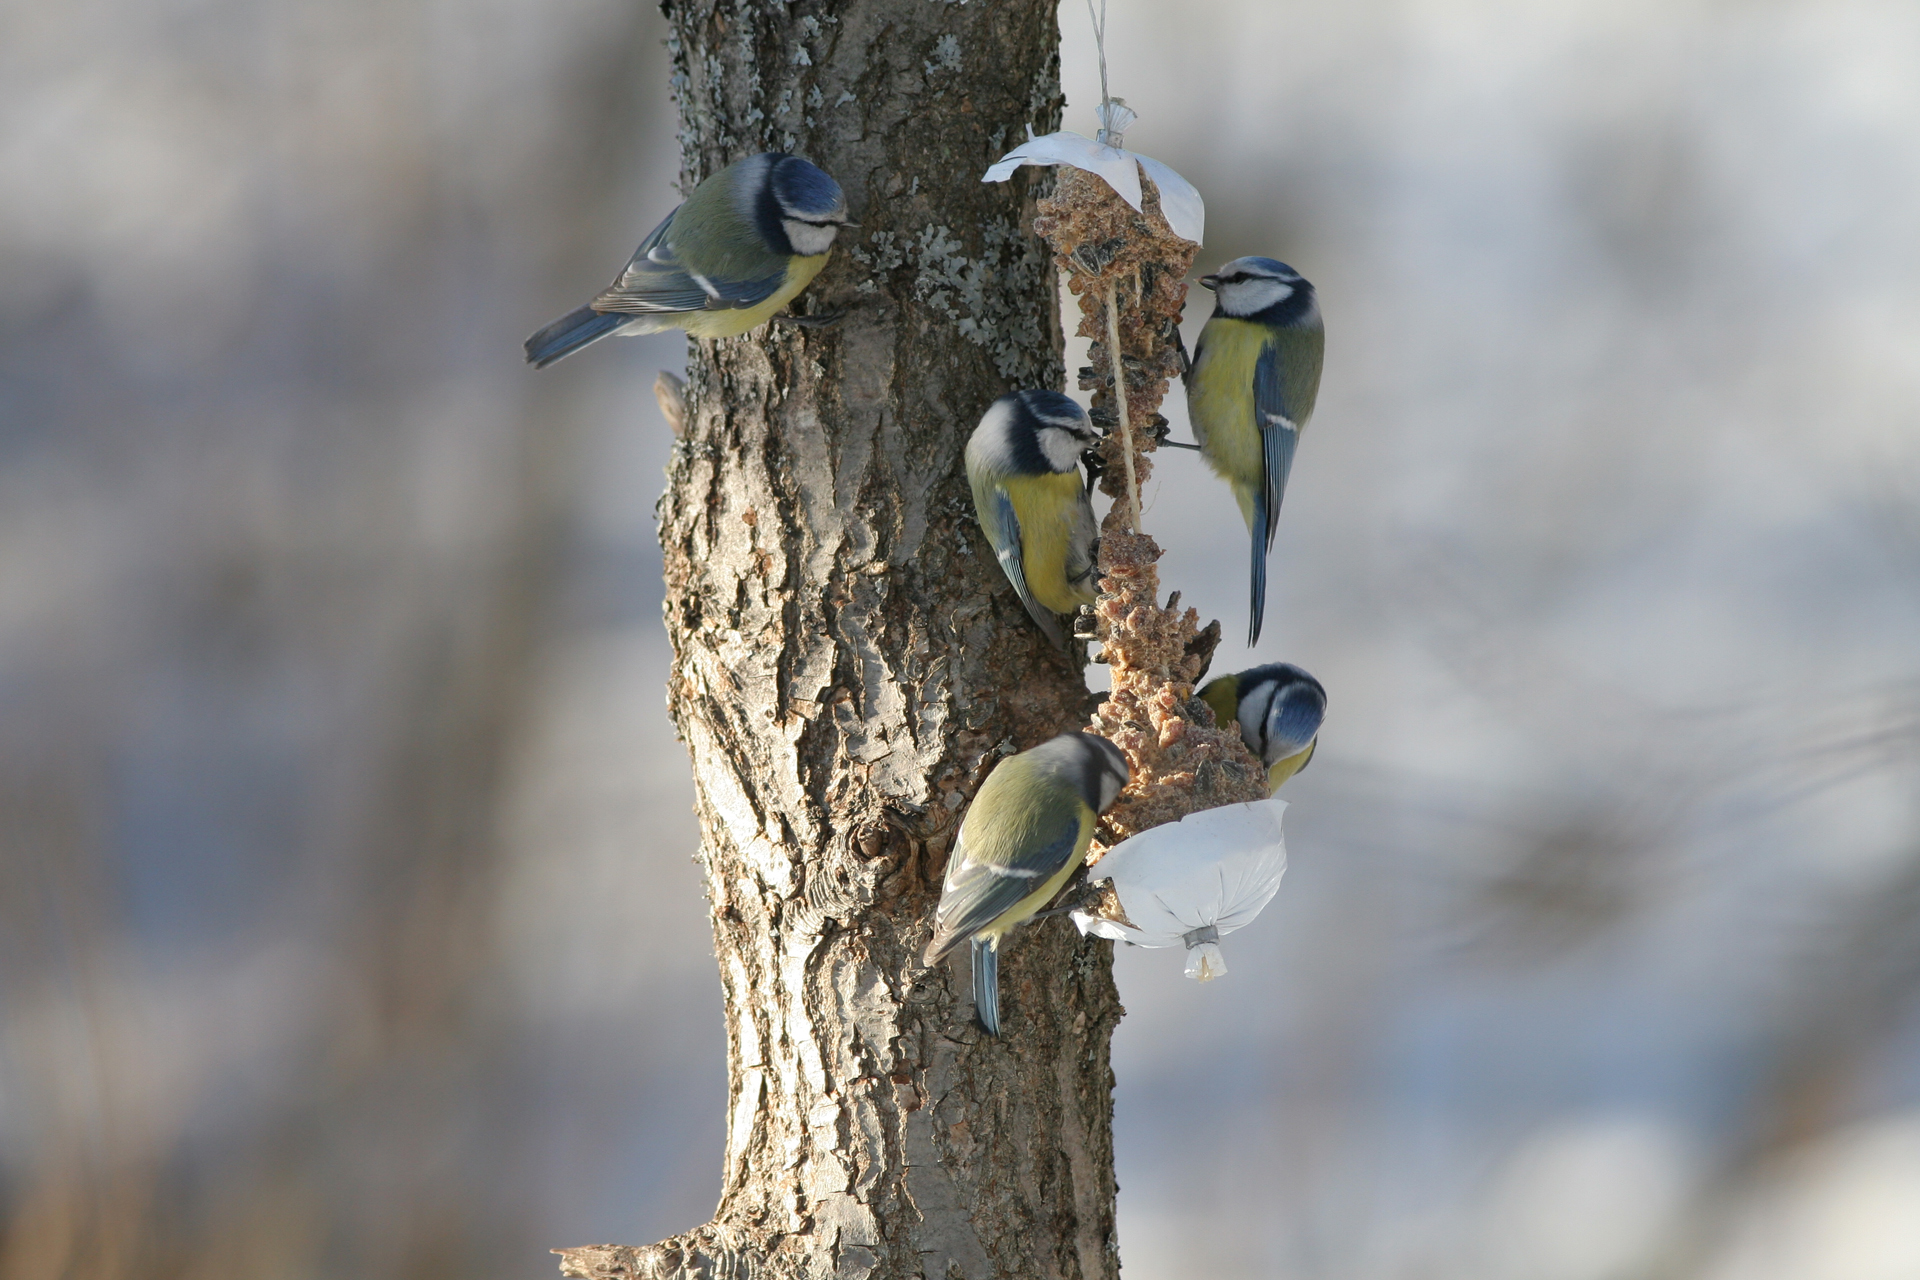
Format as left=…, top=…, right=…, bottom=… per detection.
left=557, top=3, right=1127, bottom=1278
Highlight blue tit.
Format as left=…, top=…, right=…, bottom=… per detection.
left=1199, top=662, right=1326, bottom=794
left=524, top=152, right=855, bottom=368
left=965, top=390, right=1102, bottom=650
left=1185, top=257, right=1324, bottom=645
left=925, top=732, right=1130, bottom=1035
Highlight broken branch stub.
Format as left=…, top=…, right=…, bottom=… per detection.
left=1032, top=165, right=1268, bottom=845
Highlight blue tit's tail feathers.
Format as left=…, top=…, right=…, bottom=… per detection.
left=972, top=938, right=1001, bottom=1036
left=524, top=306, right=624, bottom=369
left=1248, top=490, right=1269, bottom=647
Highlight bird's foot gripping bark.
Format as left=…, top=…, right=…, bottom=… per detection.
left=771, top=307, right=845, bottom=329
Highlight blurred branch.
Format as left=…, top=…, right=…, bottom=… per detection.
left=1637, top=843, right=1920, bottom=1280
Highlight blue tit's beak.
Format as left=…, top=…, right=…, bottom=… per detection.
left=836, top=217, right=861, bottom=228
left=1199, top=274, right=1219, bottom=291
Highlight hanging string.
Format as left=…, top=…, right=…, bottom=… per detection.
left=1104, top=277, right=1143, bottom=534
left=1088, top=0, right=1116, bottom=144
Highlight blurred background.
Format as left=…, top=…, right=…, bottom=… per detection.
left=3, top=0, right=1917, bottom=1277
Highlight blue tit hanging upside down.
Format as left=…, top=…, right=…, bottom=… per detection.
left=924, top=732, right=1130, bottom=1035
left=1185, top=257, right=1324, bottom=646
left=1199, top=662, right=1327, bottom=794
left=965, top=391, right=1102, bottom=650
left=524, top=152, right=855, bottom=368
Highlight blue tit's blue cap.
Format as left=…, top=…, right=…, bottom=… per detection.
left=1216, top=257, right=1299, bottom=281
left=770, top=156, right=849, bottom=222
left=1267, top=681, right=1325, bottom=750
left=1013, top=389, right=1086, bottom=428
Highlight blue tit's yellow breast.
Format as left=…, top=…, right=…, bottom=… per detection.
left=1189, top=318, right=1272, bottom=522
left=1266, top=741, right=1316, bottom=793
left=1005, top=470, right=1096, bottom=614
left=681, top=254, right=830, bottom=339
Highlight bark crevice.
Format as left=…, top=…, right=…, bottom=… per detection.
left=558, top=3, right=1120, bottom=1277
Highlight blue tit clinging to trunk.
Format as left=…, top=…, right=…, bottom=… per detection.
left=524, top=153, right=855, bottom=368
left=965, top=391, right=1102, bottom=650
left=1185, top=257, right=1325, bottom=645
left=1200, top=662, right=1326, bottom=795
left=925, top=732, right=1130, bottom=1035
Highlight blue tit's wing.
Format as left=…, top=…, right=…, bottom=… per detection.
left=592, top=207, right=790, bottom=316
left=1252, top=343, right=1301, bottom=554
left=1245, top=330, right=1322, bottom=646
left=929, top=809, right=1082, bottom=957
left=983, top=487, right=1068, bottom=650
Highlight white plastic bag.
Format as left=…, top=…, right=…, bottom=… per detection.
left=1072, top=798, right=1287, bottom=981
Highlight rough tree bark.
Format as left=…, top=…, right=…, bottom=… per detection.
left=556, top=2, right=1127, bottom=1278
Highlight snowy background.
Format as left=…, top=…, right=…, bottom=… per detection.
left=3, top=0, right=1918, bottom=1277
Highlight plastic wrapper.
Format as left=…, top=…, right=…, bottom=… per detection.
left=982, top=101, right=1205, bottom=245
left=1071, top=797, right=1287, bottom=981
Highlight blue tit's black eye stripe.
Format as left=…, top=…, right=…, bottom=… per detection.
left=1046, top=732, right=1128, bottom=810
left=1008, top=390, right=1097, bottom=471
left=986, top=394, right=1055, bottom=475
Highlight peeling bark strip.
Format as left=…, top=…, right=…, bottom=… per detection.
left=555, top=3, right=1126, bottom=1278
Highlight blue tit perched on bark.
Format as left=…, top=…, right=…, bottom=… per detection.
left=965, top=391, right=1102, bottom=650
left=524, top=153, right=855, bottom=368
left=925, top=732, right=1130, bottom=1035
left=1185, top=257, right=1325, bottom=645
left=1199, top=662, right=1326, bottom=794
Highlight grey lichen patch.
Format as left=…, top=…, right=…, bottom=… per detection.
left=846, top=231, right=906, bottom=294
left=1068, top=942, right=1107, bottom=983
left=923, top=34, right=963, bottom=77
left=1025, top=49, right=1066, bottom=136
left=908, top=222, right=1053, bottom=382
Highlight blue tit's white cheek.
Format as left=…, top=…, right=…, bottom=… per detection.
left=1036, top=426, right=1085, bottom=473
left=1219, top=277, right=1293, bottom=316
left=784, top=219, right=838, bottom=257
